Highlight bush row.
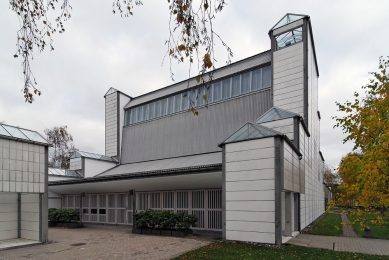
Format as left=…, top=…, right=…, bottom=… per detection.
left=133, top=209, right=197, bottom=230
left=48, top=208, right=80, bottom=223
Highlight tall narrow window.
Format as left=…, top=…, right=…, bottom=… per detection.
left=189, top=89, right=197, bottom=107
left=161, top=98, right=167, bottom=116
left=231, top=75, right=240, bottom=97
left=181, top=92, right=189, bottom=110
left=154, top=100, right=161, bottom=118
left=143, top=104, right=149, bottom=121
left=262, top=66, right=271, bottom=88
left=241, top=71, right=251, bottom=94
left=251, top=68, right=261, bottom=91
left=206, top=86, right=213, bottom=103
left=197, top=88, right=205, bottom=106
left=222, top=78, right=231, bottom=100
left=174, top=93, right=181, bottom=112
left=167, top=96, right=174, bottom=114
left=137, top=106, right=143, bottom=122
left=148, top=102, right=155, bottom=119
left=213, top=82, right=221, bottom=102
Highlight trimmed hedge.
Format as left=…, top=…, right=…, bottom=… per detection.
left=48, top=208, right=80, bottom=223
left=133, top=209, right=197, bottom=230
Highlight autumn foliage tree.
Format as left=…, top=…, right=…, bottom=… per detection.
left=9, top=0, right=231, bottom=105
left=334, top=57, right=389, bottom=212
left=44, top=125, right=77, bottom=169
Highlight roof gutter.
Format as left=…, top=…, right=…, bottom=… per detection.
left=49, top=164, right=222, bottom=186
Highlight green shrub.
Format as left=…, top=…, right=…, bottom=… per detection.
left=48, top=208, right=80, bottom=223
left=133, top=209, right=197, bottom=230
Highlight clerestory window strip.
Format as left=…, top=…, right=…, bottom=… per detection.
left=125, top=65, right=271, bottom=126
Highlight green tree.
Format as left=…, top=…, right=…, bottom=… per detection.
left=44, top=125, right=78, bottom=169
left=333, top=57, right=389, bottom=211
left=9, top=0, right=231, bottom=104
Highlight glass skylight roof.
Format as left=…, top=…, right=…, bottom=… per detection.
left=48, top=168, right=83, bottom=178
left=104, top=87, right=118, bottom=97
left=256, top=107, right=299, bottom=124
left=70, top=151, right=118, bottom=162
left=221, top=123, right=279, bottom=145
left=0, top=123, right=49, bottom=145
left=272, top=13, right=306, bottom=30
left=276, top=28, right=303, bottom=50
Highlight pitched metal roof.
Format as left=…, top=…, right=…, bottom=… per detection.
left=97, top=152, right=222, bottom=177
left=49, top=153, right=222, bottom=186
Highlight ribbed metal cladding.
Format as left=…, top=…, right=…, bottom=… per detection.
left=121, top=89, right=271, bottom=164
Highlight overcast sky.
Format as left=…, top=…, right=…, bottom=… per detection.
left=0, top=1, right=388, bottom=167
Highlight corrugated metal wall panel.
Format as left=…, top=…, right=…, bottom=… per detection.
left=121, top=89, right=271, bottom=164
left=125, top=51, right=271, bottom=108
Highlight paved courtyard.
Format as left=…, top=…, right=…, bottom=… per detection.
left=0, top=225, right=212, bottom=260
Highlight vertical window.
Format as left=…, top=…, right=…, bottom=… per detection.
left=125, top=110, right=131, bottom=125
left=132, top=107, right=138, bottom=123
left=181, top=92, right=189, bottom=110
left=137, top=106, right=143, bottom=122
left=231, top=75, right=240, bottom=97
left=167, top=96, right=174, bottom=114
left=148, top=102, right=155, bottom=119
left=161, top=98, right=167, bottom=116
left=189, top=89, right=197, bottom=107
left=143, top=104, right=149, bottom=121
left=197, top=88, right=205, bottom=107
left=213, top=82, right=221, bottom=102
left=262, top=66, right=271, bottom=88
left=222, top=78, right=231, bottom=100
left=251, top=68, right=261, bottom=91
left=174, top=93, right=181, bottom=112
left=241, top=71, right=251, bottom=94
left=155, top=100, right=161, bottom=117
left=206, top=86, right=213, bottom=103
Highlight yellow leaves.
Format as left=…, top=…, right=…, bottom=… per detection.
left=203, top=94, right=208, bottom=100
left=203, top=53, right=212, bottom=69
left=169, top=49, right=174, bottom=55
left=47, top=31, right=50, bottom=36
left=177, top=14, right=183, bottom=23
left=196, top=76, right=201, bottom=83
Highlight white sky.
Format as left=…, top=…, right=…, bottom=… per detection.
left=1, top=0, right=388, bottom=167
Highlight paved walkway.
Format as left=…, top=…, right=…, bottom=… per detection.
left=0, top=225, right=212, bottom=260
left=341, top=213, right=358, bottom=237
left=287, top=234, right=389, bottom=256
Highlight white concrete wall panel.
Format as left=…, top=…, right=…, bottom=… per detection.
left=299, top=24, right=324, bottom=230
left=105, top=93, right=118, bottom=157
left=84, top=158, right=117, bottom=177
left=69, top=158, right=82, bottom=171
left=225, top=138, right=276, bottom=244
left=283, top=141, right=300, bottom=192
left=1, top=139, right=45, bottom=194
left=21, top=193, right=39, bottom=240
left=0, top=193, right=18, bottom=240
left=260, top=118, right=294, bottom=141
left=119, top=93, right=131, bottom=161
left=273, top=42, right=304, bottom=116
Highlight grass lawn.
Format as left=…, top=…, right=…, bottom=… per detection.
left=348, top=213, right=389, bottom=240
left=305, top=213, right=343, bottom=236
left=172, top=242, right=389, bottom=260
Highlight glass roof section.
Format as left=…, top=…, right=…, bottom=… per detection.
left=0, top=125, right=11, bottom=137
left=276, top=28, right=302, bottom=50
left=19, top=128, right=48, bottom=143
left=221, top=123, right=279, bottom=145
left=48, top=168, right=83, bottom=178
left=70, top=151, right=118, bottom=162
left=272, top=13, right=306, bottom=30
left=256, top=107, right=299, bottom=124
left=104, top=87, right=118, bottom=97
left=0, top=123, right=49, bottom=145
